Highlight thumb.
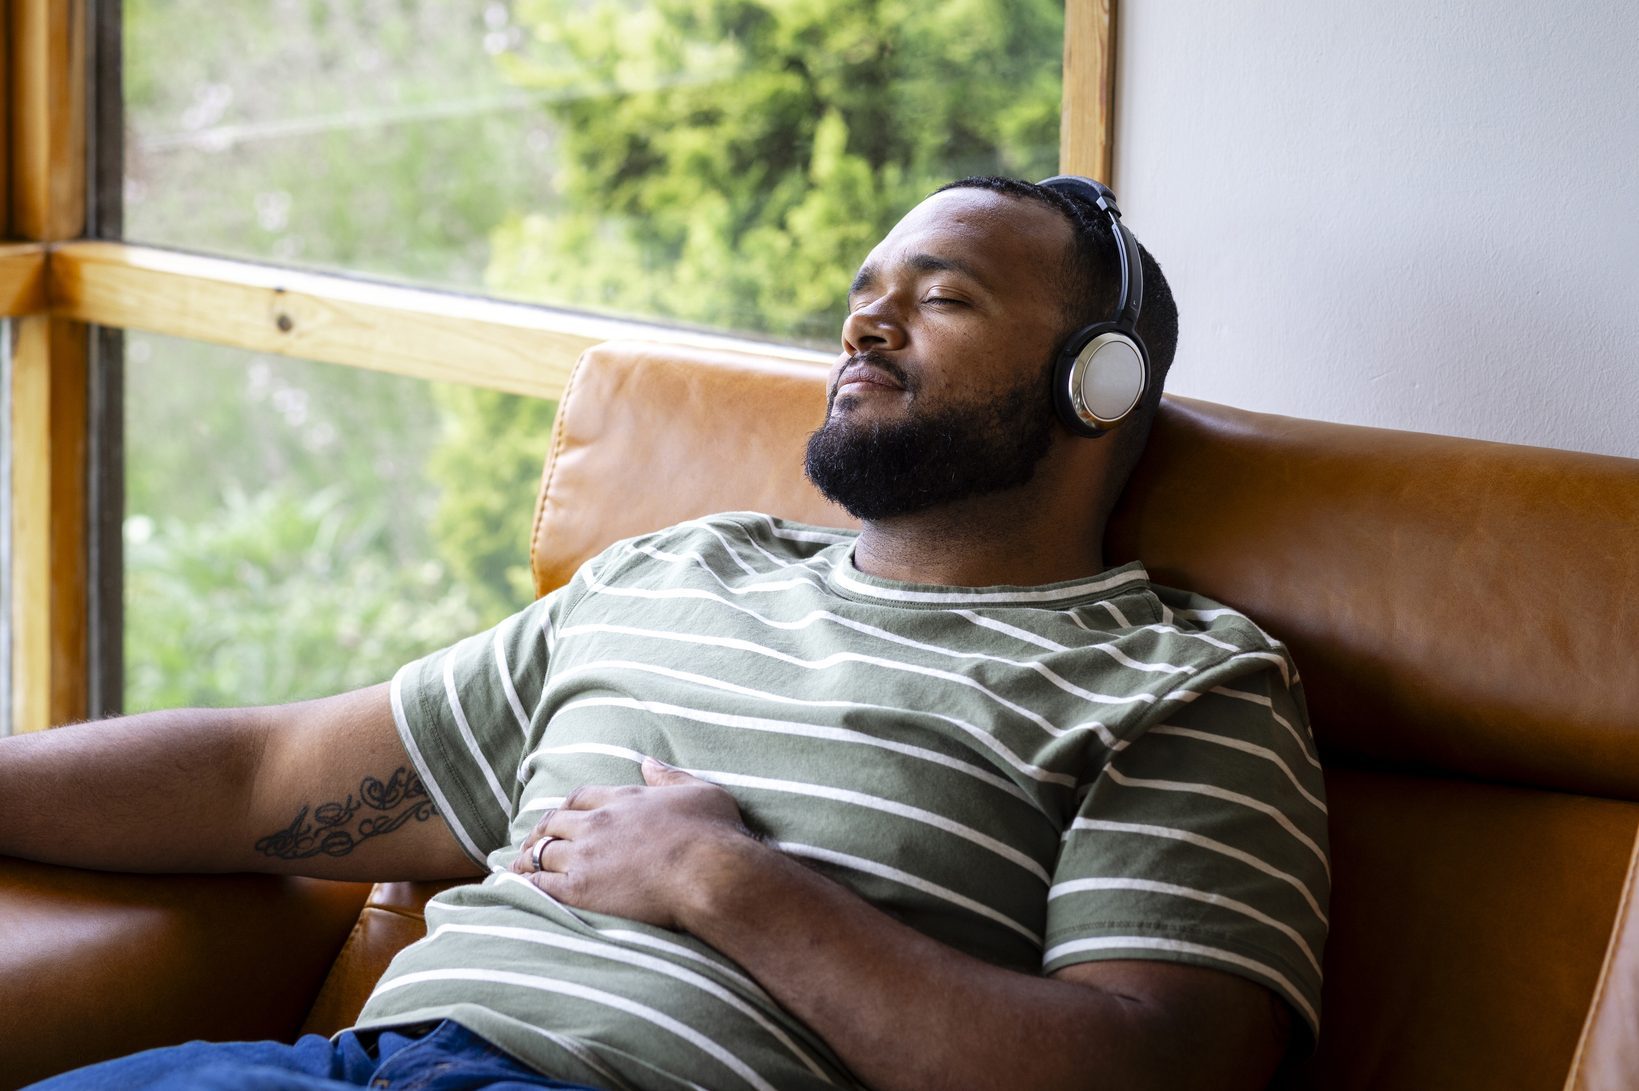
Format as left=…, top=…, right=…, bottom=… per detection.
left=641, top=756, right=695, bottom=785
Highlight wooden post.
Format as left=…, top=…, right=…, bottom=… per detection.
left=10, top=0, right=85, bottom=240
left=10, top=317, right=88, bottom=730
left=1060, top=0, right=1118, bottom=183
left=8, top=0, right=89, bottom=732
left=0, top=0, right=11, bottom=238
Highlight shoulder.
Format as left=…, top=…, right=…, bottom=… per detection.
left=1149, top=584, right=1290, bottom=654
left=1134, top=583, right=1303, bottom=696
left=1062, top=575, right=1302, bottom=713
left=678, top=511, right=857, bottom=559
left=1052, top=590, right=1329, bottom=1043
left=566, top=512, right=855, bottom=590
left=1088, top=581, right=1317, bottom=810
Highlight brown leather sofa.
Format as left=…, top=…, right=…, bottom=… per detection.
left=2, top=340, right=1636, bottom=1090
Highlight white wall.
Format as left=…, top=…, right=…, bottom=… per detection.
left=1115, top=0, right=1639, bottom=459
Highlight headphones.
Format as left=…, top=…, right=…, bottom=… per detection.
left=1038, top=175, right=1149, bottom=437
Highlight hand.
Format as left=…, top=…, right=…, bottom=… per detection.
left=510, top=757, right=762, bottom=930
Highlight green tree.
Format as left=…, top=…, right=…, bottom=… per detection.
left=427, top=385, right=558, bottom=621
left=426, top=0, right=1064, bottom=620
left=487, top=0, right=1064, bottom=343
left=124, top=484, right=481, bottom=709
left=122, top=0, right=556, bottom=710
left=117, top=0, right=1063, bottom=713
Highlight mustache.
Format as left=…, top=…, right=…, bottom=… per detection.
left=836, top=350, right=912, bottom=391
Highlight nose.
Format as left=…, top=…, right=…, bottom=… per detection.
left=841, top=295, right=907, bottom=355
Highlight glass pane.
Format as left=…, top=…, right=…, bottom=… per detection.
left=124, top=333, right=554, bottom=713
left=124, top=0, right=1063, bottom=346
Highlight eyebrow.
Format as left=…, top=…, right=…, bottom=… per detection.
left=849, top=252, right=990, bottom=295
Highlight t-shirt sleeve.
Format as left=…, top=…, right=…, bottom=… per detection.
left=389, top=587, right=568, bottom=868
left=1042, top=662, right=1330, bottom=1040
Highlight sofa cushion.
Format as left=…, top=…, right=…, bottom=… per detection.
left=1110, top=396, right=1639, bottom=798
left=298, top=880, right=462, bottom=1037
left=0, top=859, right=368, bottom=1088
left=531, top=340, right=850, bottom=596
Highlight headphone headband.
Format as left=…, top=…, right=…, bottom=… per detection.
left=1035, top=175, right=1151, bottom=438
left=1037, top=175, right=1144, bottom=332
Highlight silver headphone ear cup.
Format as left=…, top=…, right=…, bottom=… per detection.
left=1040, top=176, right=1153, bottom=437
left=1067, top=332, right=1146, bottom=429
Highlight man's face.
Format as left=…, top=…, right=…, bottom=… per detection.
left=804, top=188, right=1073, bottom=521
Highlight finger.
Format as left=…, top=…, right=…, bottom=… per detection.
left=560, top=783, right=640, bottom=811
left=528, top=868, right=576, bottom=903
left=532, top=808, right=591, bottom=844
left=641, top=755, right=698, bottom=786
left=532, top=834, right=566, bottom=873
left=510, top=831, right=567, bottom=875
left=511, top=832, right=544, bottom=873
left=512, top=823, right=556, bottom=874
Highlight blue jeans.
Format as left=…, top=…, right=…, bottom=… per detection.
left=25, top=1020, right=605, bottom=1091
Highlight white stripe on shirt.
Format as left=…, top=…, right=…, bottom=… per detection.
left=1105, top=767, right=1330, bottom=876
left=443, top=653, right=514, bottom=818
left=1042, top=935, right=1317, bottom=1031
left=1048, top=878, right=1322, bottom=976
left=1067, top=817, right=1328, bottom=925
left=390, top=668, right=486, bottom=864
left=372, top=968, right=778, bottom=1091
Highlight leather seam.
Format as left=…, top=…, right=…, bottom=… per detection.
left=365, top=904, right=432, bottom=924
left=301, top=912, right=375, bottom=1030
left=530, top=347, right=594, bottom=597
left=1563, top=821, right=1639, bottom=1090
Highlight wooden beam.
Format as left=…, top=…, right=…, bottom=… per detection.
left=0, top=0, right=11, bottom=238
left=1060, top=0, right=1118, bottom=183
left=48, top=242, right=828, bottom=401
left=10, top=316, right=89, bottom=732
left=8, top=0, right=89, bottom=732
left=10, top=0, right=85, bottom=240
left=0, top=242, right=47, bottom=315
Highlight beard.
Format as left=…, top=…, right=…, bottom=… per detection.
left=803, top=357, right=1055, bottom=521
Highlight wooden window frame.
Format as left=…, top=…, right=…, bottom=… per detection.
left=2, top=0, right=1118, bottom=733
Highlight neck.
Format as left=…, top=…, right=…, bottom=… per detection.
left=852, top=486, right=1109, bottom=588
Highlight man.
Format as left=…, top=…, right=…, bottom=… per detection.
left=2, top=178, right=1327, bottom=1091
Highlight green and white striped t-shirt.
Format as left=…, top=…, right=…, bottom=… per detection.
left=355, top=512, right=1329, bottom=1091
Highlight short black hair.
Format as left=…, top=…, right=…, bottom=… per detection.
left=933, top=176, right=1180, bottom=508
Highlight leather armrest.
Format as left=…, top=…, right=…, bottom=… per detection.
left=0, top=855, right=370, bottom=1090
left=1567, top=829, right=1639, bottom=1090
left=299, top=880, right=460, bottom=1038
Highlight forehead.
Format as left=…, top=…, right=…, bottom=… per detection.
left=859, top=188, right=1071, bottom=292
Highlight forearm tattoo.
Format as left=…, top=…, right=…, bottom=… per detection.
left=255, top=766, right=437, bottom=859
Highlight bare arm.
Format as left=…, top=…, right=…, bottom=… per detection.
left=0, top=683, right=482, bottom=882
left=517, top=760, right=1291, bottom=1091
left=680, top=840, right=1289, bottom=1091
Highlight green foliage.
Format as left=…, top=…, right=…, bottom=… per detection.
left=117, top=0, right=1062, bottom=713
left=125, top=1, right=553, bottom=286
left=490, top=0, right=1064, bottom=343
left=124, top=336, right=445, bottom=539
left=120, top=332, right=517, bottom=711
left=427, top=386, right=560, bottom=622
left=121, top=0, right=556, bottom=711
left=125, top=486, right=480, bottom=709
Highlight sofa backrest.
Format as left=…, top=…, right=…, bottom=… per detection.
left=528, top=340, right=1639, bottom=1089
left=530, top=340, right=855, bottom=592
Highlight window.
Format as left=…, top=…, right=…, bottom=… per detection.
left=123, top=334, right=549, bottom=710
left=125, top=0, right=1065, bottom=343
left=5, top=0, right=1115, bottom=731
